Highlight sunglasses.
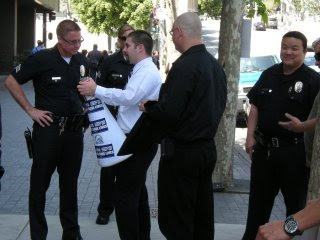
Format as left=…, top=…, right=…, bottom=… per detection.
left=119, top=36, right=127, bottom=41
left=315, top=52, right=320, bottom=61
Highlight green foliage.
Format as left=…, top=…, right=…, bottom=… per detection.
left=246, top=0, right=280, bottom=23
left=198, top=0, right=280, bottom=23
left=304, top=0, right=320, bottom=16
left=71, top=0, right=153, bottom=36
left=292, top=0, right=302, bottom=12
left=198, top=0, right=222, bottom=19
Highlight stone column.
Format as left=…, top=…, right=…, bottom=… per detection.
left=17, top=5, right=36, bottom=54
left=0, top=0, right=17, bottom=73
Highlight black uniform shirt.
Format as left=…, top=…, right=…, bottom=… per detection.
left=11, top=45, right=89, bottom=116
left=146, top=44, right=227, bottom=142
left=97, top=50, right=133, bottom=89
left=248, top=63, right=320, bottom=138
left=96, top=50, right=133, bottom=116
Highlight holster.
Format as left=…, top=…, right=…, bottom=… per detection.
left=24, top=128, right=33, bottom=159
left=0, top=166, right=4, bottom=179
left=160, top=138, right=175, bottom=159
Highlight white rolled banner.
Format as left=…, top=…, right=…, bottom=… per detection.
left=85, top=97, right=131, bottom=167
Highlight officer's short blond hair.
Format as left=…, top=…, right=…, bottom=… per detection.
left=56, top=20, right=81, bottom=37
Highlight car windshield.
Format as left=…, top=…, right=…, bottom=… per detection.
left=304, top=56, right=316, bottom=66
left=240, top=56, right=277, bottom=73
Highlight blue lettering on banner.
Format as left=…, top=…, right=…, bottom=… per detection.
left=95, top=144, right=115, bottom=158
left=85, top=98, right=104, bottom=113
left=90, top=118, right=108, bottom=134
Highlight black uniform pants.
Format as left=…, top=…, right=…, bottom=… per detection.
left=29, top=125, right=83, bottom=240
left=97, top=166, right=115, bottom=217
left=158, top=141, right=216, bottom=240
left=114, top=143, right=158, bottom=240
left=242, top=143, right=309, bottom=240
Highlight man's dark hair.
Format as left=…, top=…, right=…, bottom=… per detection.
left=56, top=19, right=81, bottom=37
left=128, top=30, right=153, bottom=56
left=282, top=31, right=307, bottom=52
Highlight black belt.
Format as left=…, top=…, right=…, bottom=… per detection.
left=34, top=114, right=88, bottom=134
left=52, top=115, right=88, bottom=132
left=256, top=136, right=303, bottom=148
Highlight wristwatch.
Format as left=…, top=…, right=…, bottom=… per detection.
left=284, top=215, right=302, bottom=237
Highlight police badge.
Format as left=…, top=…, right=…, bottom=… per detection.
left=80, top=65, right=85, bottom=78
left=294, top=81, right=303, bottom=93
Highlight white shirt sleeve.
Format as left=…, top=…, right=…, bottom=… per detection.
left=95, top=67, right=159, bottom=106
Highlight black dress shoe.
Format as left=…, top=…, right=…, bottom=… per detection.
left=96, top=214, right=110, bottom=225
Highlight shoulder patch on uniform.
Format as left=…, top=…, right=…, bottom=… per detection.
left=96, top=71, right=101, bottom=79
left=15, top=64, right=21, bottom=73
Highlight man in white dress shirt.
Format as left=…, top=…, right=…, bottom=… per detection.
left=78, top=30, right=161, bottom=240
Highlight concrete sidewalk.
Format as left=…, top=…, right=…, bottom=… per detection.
left=0, top=214, right=245, bottom=240
left=0, top=63, right=287, bottom=240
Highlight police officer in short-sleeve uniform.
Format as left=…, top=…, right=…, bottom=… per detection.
left=94, top=24, right=134, bottom=225
left=242, top=31, right=320, bottom=240
left=5, top=20, right=88, bottom=240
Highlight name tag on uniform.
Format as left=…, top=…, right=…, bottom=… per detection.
left=112, top=74, right=122, bottom=78
left=52, top=77, right=61, bottom=82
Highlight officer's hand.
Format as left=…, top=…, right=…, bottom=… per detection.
left=245, top=136, right=256, bottom=159
left=28, top=108, right=53, bottom=127
left=139, top=101, right=148, bottom=112
left=278, top=113, right=302, bottom=132
left=77, top=78, right=97, bottom=96
left=256, top=221, right=290, bottom=240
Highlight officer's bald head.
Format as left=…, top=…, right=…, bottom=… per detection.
left=174, top=12, right=202, bottom=40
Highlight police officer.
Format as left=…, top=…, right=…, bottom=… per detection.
left=5, top=20, right=88, bottom=240
left=242, top=31, right=320, bottom=240
left=94, top=24, right=134, bottom=225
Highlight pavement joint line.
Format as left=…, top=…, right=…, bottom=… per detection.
left=16, top=219, right=30, bottom=240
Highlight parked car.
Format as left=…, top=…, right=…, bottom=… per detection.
left=254, top=22, right=266, bottom=31
left=267, top=17, right=278, bottom=29
left=237, top=55, right=280, bottom=121
left=304, top=52, right=320, bottom=73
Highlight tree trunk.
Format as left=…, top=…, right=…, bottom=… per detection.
left=213, top=0, right=246, bottom=189
left=307, top=93, right=320, bottom=201
left=158, top=0, right=178, bottom=78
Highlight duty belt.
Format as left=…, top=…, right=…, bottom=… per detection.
left=48, top=114, right=88, bottom=135
left=255, top=135, right=303, bottom=148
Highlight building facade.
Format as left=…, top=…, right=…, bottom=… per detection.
left=0, top=0, right=58, bottom=74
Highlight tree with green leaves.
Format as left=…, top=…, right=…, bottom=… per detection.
left=71, top=0, right=153, bottom=36
left=199, top=0, right=280, bottom=23
left=292, top=0, right=302, bottom=12
left=210, top=0, right=279, bottom=189
left=304, top=0, right=320, bottom=16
